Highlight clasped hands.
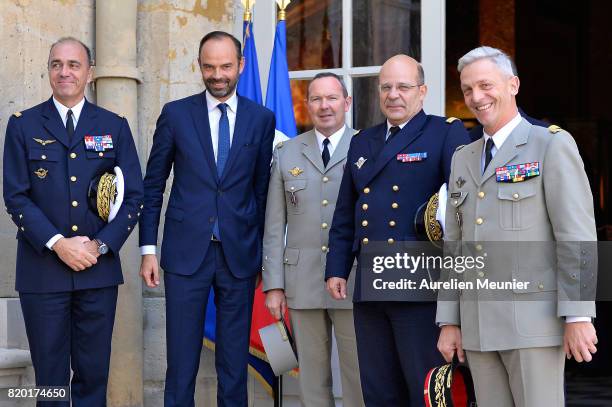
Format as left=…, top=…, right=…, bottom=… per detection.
left=53, top=236, right=100, bottom=271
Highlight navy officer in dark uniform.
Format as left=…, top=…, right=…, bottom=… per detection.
left=325, top=54, right=470, bottom=406
left=2, top=37, right=143, bottom=405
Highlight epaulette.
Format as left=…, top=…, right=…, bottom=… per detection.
left=455, top=144, right=466, bottom=151
left=446, top=117, right=460, bottom=124
left=275, top=141, right=284, bottom=149
left=548, top=125, right=563, bottom=134
left=353, top=129, right=361, bottom=136
left=13, top=112, right=22, bottom=118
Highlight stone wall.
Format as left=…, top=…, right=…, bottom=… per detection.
left=0, top=1, right=321, bottom=405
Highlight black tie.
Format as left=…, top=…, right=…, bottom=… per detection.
left=386, top=126, right=400, bottom=143
left=484, top=137, right=494, bottom=173
left=66, top=109, right=75, bottom=141
left=322, top=138, right=330, bottom=167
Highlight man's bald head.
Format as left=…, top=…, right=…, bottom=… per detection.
left=378, top=54, right=427, bottom=125
left=380, top=55, right=425, bottom=85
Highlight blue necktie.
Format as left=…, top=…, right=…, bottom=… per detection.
left=217, top=103, right=230, bottom=176
left=213, top=103, right=230, bottom=240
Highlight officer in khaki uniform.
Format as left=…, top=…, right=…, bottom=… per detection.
left=436, top=46, right=598, bottom=407
left=263, top=73, right=364, bottom=407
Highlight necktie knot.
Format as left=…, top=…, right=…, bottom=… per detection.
left=386, top=126, right=400, bottom=142
left=218, top=103, right=228, bottom=115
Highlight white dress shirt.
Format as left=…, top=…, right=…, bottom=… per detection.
left=385, top=119, right=409, bottom=141
left=46, top=97, right=86, bottom=250
left=140, top=91, right=239, bottom=256
left=205, top=90, right=238, bottom=161
left=480, top=112, right=522, bottom=173
left=315, top=124, right=346, bottom=157
left=53, top=96, right=85, bottom=128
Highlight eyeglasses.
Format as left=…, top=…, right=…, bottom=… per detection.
left=379, top=83, right=423, bottom=94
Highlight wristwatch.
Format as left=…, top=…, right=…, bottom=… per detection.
left=94, top=238, right=109, bottom=255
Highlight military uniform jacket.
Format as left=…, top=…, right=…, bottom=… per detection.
left=3, top=98, right=144, bottom=293
left=325, top=110, right=470, bottom=300
left=263, top=127, right=355, bottom=309
left=436, top=119, right=597, bottom=351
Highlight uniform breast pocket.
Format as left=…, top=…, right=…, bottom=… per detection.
left=29, top=148, right=61, bottom=163
left=86, top=150, right=116, bottom=160
left=284, top=179, right=307, bottom=215
left=497, top=182, right=538, bottom=230
left=29, top=148, right=60, bottom=181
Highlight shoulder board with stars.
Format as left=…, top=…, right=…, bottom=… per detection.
left=353, top=129, right=361, bottom=136
left=13, top=111, right=22, bottom=118
left=446, top=117, right=460, bottom=124
left=275, top=141, right=284, bottom=149
left=548, top=125, right=563, bottom=134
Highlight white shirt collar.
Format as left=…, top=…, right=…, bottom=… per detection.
left=483, top=112, right=522, bottom=151
left=386, top=119, right=410, bottom=132
left=315, top=125, right=346, bottom=154
left=53, top=97, right=86, bottom=126
left=205, top=90, right=238, bottom=114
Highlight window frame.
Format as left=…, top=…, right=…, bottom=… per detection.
left=235, top=0, right=446, bottom=126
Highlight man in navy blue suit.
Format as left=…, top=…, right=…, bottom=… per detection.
left=139, top=31, right=275, bottom=407
left=3, top=37, right=143, bottom=405
left=325, top=55, right=470, bottom=406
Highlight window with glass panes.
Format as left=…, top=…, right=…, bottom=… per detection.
left=242, top=0, right=445, bottom=133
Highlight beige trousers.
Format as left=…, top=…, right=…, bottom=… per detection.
left=466, top=346, right=565, bottom=407
left=289, top=308, right=364, bottom=407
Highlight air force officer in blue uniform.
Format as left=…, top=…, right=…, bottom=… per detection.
left=2, top=37, right=143, bottom=405
left=138, top=31, right=275, bottom=407
left=325, top=55, right=470, bottom=406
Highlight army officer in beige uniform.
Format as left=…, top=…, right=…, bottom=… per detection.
left=263, top=73, right=364, bottom=407
left=436, top=46, right=598, bottom=407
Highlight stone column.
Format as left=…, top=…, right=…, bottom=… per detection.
left=94, top=1, right=144, bottom=406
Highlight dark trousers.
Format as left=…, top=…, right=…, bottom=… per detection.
left=20, top=286, right=118, bottom=407
left=353, top=301, right=443, bottom=407
left=164, top=242, right=256, bottom=407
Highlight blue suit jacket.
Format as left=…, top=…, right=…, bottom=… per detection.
left=3, top=98, right=144, bottom=293
left=139, top=92, right=275, bottom=278
left=325, top=110, right=470, bottom=299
